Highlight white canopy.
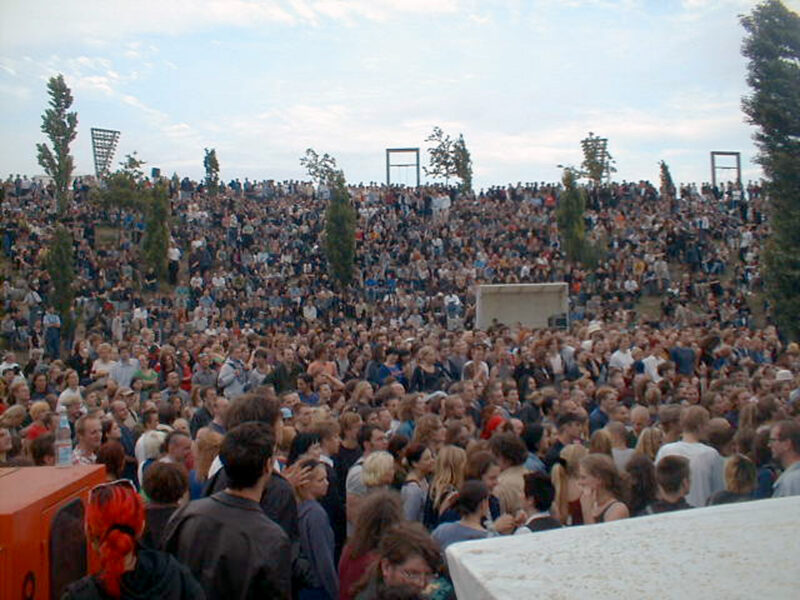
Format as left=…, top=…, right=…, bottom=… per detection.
left=446, top=496, right=799, bottom=600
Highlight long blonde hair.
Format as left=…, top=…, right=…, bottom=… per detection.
left=634, top=427, right=664, bottom=462
left=194, top=427, right=224, bottom=482
left=430, top=445, right=466, bottom=512
left=552, top=444, right=587, bottom=524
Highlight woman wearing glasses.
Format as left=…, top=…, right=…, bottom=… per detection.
left=62, top=479, right=203, bottom=599
left=354, top=522, right=442, bottom=600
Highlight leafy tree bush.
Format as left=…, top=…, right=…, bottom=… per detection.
left=741, top=0, right=800, bottom=340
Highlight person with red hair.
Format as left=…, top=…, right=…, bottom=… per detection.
left=63, top=479, right=203, bottom=599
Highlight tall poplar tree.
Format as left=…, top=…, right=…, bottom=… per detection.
left=741, top=0, right=800, bottom=340
left=557, top=169, right=588, bottom=263
left=37, top=74, right=78, bottom=216
left=38, top=74, right=77, bottom=324
left=300, top=149, right=356, bottom=288
left=204, top=148, right=220, bottom=196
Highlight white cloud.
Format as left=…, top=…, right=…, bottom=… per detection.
left=0, top=0, right=464, bottom=47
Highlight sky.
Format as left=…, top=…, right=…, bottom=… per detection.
left=2, top=0, right=798, bottom=190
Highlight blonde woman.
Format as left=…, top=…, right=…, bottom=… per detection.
left=589, top=428, right=613, bottom=456
left=551, top=443, right=588, bottom=525
left=194, top=427, right=224, bottom=483
left=362, top=450, right=396, bottom=491
left=425, top=444, right=466, bottom=529
left=350, top=380, right=374, bottom=407
left=409, top=346, right=449, bottom=393
left=635, top=426, right=664, bottom=461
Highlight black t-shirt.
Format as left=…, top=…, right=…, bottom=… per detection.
left=544, top=440, right=565, bottom=472
left=333, top=444, right=362, bottom=498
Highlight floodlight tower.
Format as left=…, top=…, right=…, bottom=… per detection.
left=90, top=128, right=121, bottom=179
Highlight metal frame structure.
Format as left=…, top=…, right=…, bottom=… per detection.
left=90, top=128, right=121, bottom=179
left=386, top=147, right=420, bottom=187
left=710, top=151, right=741, bottom=189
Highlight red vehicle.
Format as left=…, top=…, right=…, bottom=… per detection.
left=0, top=465, right=106, bottom=600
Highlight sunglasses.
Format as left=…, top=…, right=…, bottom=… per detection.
left=89, top=478, right=137, bottom=503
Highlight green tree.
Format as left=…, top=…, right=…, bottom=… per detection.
left=100, top=153, right=147, bottom=211
left=204, top=148, right=220, bottom=195
left=453, top=134, right=473, bottom=192
left=142, top=183, right=171, bottom=283
left=741, top=0, right=800, bottom=340
left=659, top=160, right=677, bottom=200
left=300, top=149, right=356, bottom=288
left=424, top=126, right=474, bottom=191
left=300, top=148, right=339, bottom=184
left=46, top=226, right=75, bottom=320
left=325, top=171, right=357, bottom=288
left=580, top=132, right=616, bottom=184
left=557, top=169, right=588, bottom=263
left=37, top=74, right=78, bottom=216
left=424, top=126, right=456, bottom=184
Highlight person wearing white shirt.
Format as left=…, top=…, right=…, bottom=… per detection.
left=655, top=406, right=723, bottom=507
left=609, top=334, right=635, bottom=372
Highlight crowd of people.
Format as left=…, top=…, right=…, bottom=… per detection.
left=1, top=171, right=798, bottom=600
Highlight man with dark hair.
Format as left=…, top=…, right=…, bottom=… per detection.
left=521, top=422, right=546, bottom=473
left=647, top=455, right=692, bottom=513
left=770, top=419, right=800, bottom=497
left=296, top=373, right=318, bottom=405
left=204, top=393, right=297, bottom=539
left=163, top=422, right=291, bottom=600
left=189, top=386, right=216, bottom=438
left=516, top=472, right=561, bottom=533
left=490, top=432, right=530, bottom=511
left=544, top=413, right=585, bottom=471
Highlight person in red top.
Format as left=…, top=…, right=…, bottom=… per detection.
left=24, top=400, right=52, bottom=441
left=338, top=490, right=403, bottom=600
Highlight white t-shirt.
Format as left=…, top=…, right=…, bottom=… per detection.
left=655, top=440, right=724, bottom=507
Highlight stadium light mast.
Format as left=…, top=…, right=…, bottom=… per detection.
left=90, top=127, right=121, bottom=180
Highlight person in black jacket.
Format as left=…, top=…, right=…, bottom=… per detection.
left=201, top=392, right=311, bottom=594
left=516, top=471, right=562, bottom=533
left=163, top=422, right=292, bottom=599
left=63, top=479, right=202, bottom=600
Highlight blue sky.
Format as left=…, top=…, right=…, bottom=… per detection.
left=2, top=0, right=797, bottom=189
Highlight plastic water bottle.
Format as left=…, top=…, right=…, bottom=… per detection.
left=55, top=408, right=72, bottom=467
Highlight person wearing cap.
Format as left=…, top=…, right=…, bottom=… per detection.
left=774, top=369, right=796, bottom=402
